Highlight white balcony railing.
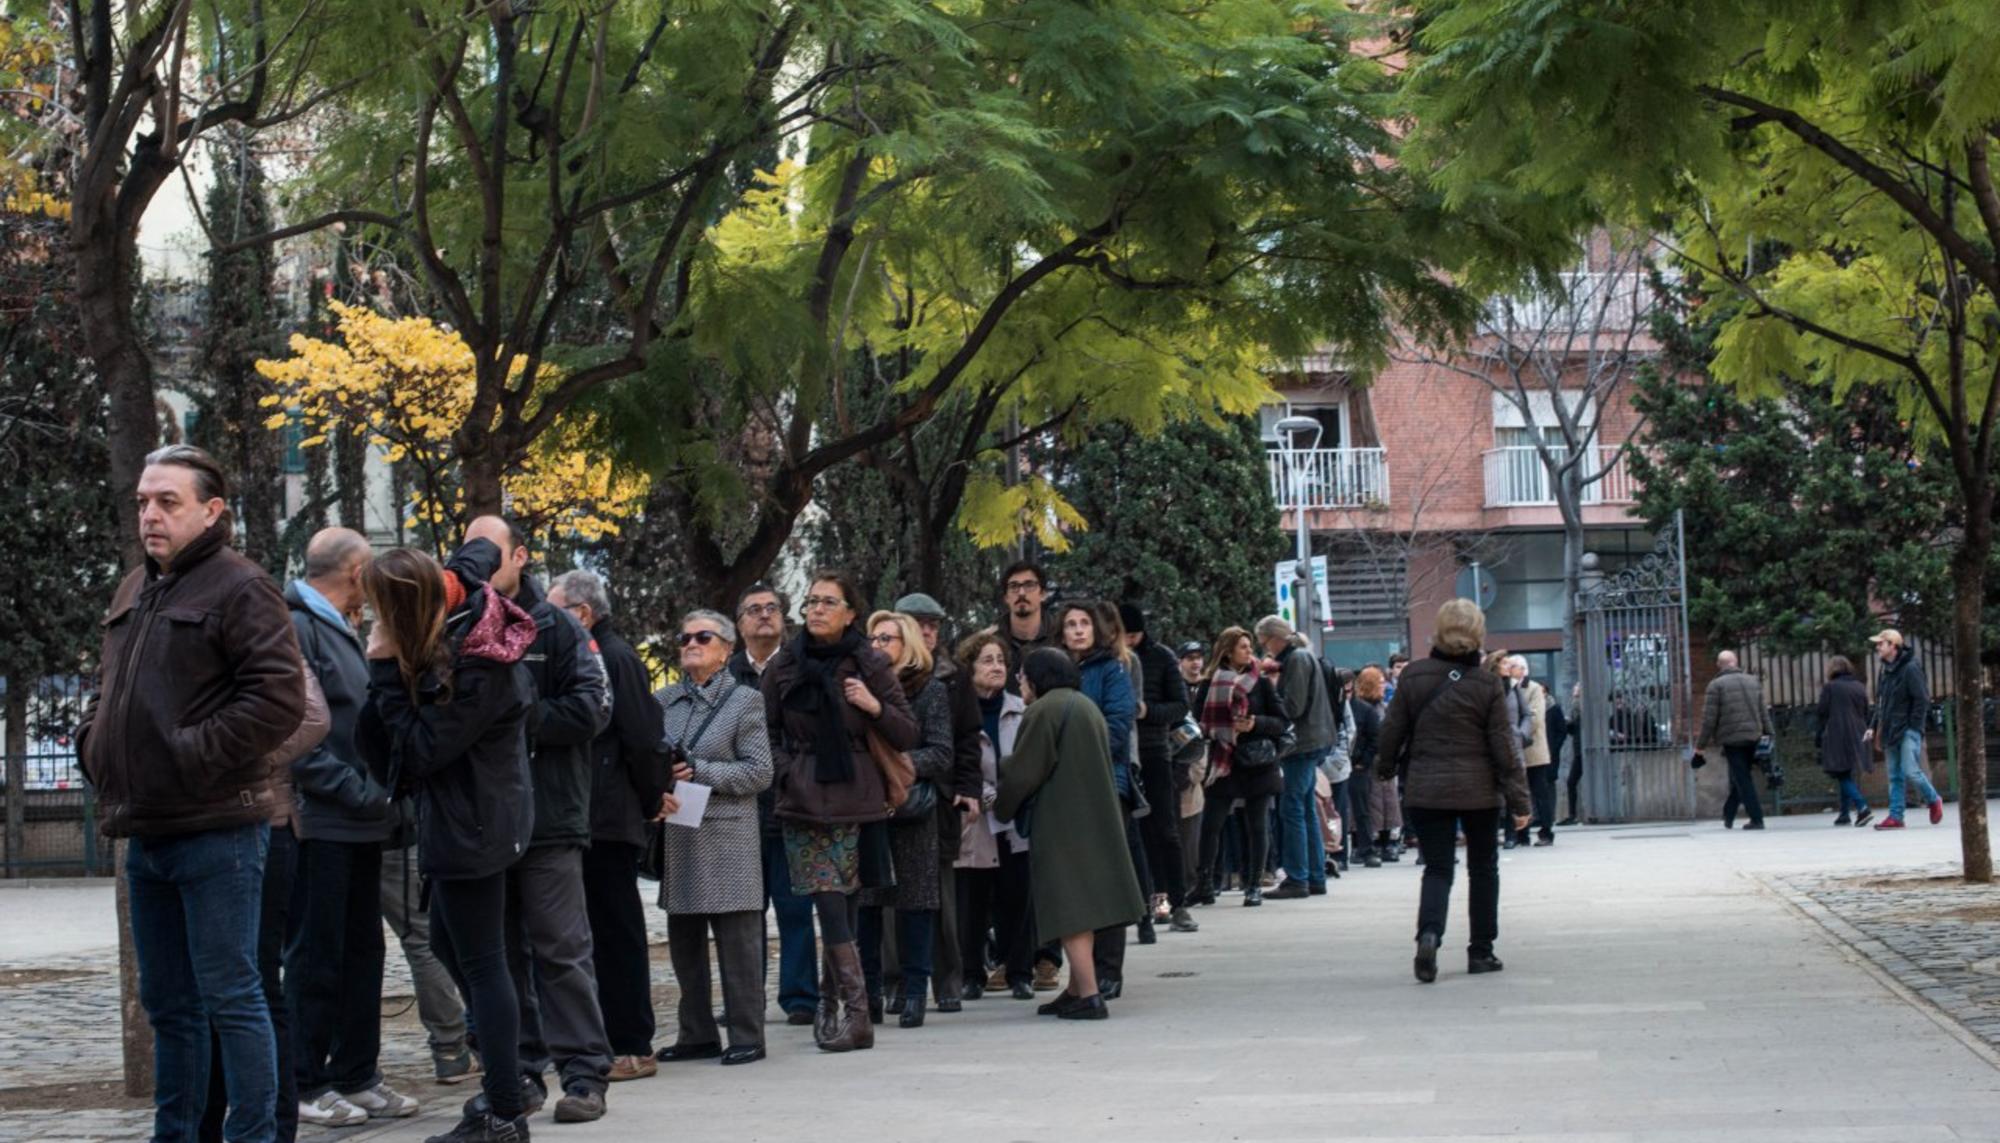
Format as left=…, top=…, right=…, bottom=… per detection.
left=1267, top=447, right=1389, bottom=510
left=1481, top=270, right=1652, bottom=334
left=1483, top=445, right=1639, bottom=508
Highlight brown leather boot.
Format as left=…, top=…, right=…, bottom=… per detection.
left=814, top=949, right=838, bottom=1046
left=817, top=943, right=874, bottom=1053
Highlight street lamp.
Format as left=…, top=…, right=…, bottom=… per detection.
left=1274, top=414, right=1324, bottom=655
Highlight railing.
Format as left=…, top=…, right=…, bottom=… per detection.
left=1481, top=270, right=1652, bottom=334
left=1266, top=447, right=1389, bottom=510
left=1483, top=445, right=1638, bottom=507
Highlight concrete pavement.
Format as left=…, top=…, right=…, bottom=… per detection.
left=5, top=808, right=1999, bottom=1141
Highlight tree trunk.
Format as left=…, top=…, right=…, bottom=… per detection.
left=1556, top=462, right=1587, bottom=696
left=459, top=447, right=505, bottom=520
left=75, top=235, right=154, bottom=563
left=3, top=678, right=25, bottom=878
left=1950, top=504, right=1993, bottom=883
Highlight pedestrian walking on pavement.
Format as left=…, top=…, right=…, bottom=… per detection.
left=1816, top=656, right=1873, bottom=828
left=764, top=569, right=918, bottom=1054
left=994, top=649, right=1147, bottom=1021
left=1864, top=629, right=1945, bottom=830
left=78, top=445, right=311, bottom=1143
left=357, top=548, right=537, bottom=1143
left=654, top=609, right=775, bottom=1068
left=1377, top=599, right=1531, bottom=984
left=1697, top=650, right=1774, bottom=831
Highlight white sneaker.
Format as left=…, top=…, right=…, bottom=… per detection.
left=341, top=1082, right=421, bottom=1119
left=298, top=1092, right=369, bottom=1128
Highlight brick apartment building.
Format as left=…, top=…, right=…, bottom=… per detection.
left=1263, top=243, right=1660, bottom=684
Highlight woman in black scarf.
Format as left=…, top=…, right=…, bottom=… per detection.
left=763, top=570, right=918, bottom=1052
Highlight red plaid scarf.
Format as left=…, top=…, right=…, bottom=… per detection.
left=1199, top=669, right=1254, bottom=778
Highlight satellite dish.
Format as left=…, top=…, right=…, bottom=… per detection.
left=1455, top=563, right=1498, bottom=610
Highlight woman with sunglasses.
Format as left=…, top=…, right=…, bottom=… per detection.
left=763, top=569, right=917, bottom=1053
left=653, top=610, right=774, bottom=1067
left=855, top=611, right=956, bottom=1029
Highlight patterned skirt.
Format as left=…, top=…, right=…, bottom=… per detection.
left=783, top=821, right=896, bottom=896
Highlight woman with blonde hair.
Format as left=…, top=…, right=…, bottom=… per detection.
left=1376, top=600, right=1529, bottom=983
left=856, top=610, right=956, bottom=1028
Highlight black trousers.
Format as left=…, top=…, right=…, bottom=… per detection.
left=581, top=841, right=655, bottom=1058
left=284, top=839, right=385, bottom=1101
left=1095, top=808, right=1148, bottom=982
left=1137, top=753, right=1187, bottom=907
left=666, top=911, right=764, bottom=1050
left=432, top=873, right=523, bottom=1119
left=1564, top=749, right=1584, bottom=820
left=1721, top=742, right=1765, bottom=826
left=1197, top=794, right=1272, bottom=890
left=1346, top=767, right=1373, bottom=861
left=966, top=845, right=1037, bottom=985
left=1407, top=806, right=1500, bottom=956
left=1527, top=767, right=1558, bottom=840
left=199, top=823, right=297, bottom=1143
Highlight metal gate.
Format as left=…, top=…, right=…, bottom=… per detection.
left=1575, top=512, right=1696, bottom=821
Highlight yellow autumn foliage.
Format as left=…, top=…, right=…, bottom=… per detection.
left=256, top=302, right=645, bottom=540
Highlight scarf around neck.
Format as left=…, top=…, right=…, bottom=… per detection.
left=787, top=626, right=865, bottom=784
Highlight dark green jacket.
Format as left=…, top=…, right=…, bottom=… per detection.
left=994, top=688, right=1144, bottom=939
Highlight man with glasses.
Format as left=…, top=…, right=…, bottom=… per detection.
left=992, top=561, right=1055, bottom=697
left=549, top=570, right=669, bottom=1083
left=727, top=584, right=820, bottom=1028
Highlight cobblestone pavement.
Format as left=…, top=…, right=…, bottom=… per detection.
left=1767, top=863, right=2000, bottom=1055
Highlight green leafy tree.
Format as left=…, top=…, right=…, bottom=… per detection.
left=1042, top=417, right=1287, bottom=649
left=1399, top=0, right=2000, bottom=878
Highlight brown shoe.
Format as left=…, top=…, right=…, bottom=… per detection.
left=607, top=1055, right=656, bottom=1082
left=986, top=965, right=1009, bottom=992
left=814, top=949, right=839, bottom=1046
left=817, top=943, right=874, bottom=1053
left=1032, top=961, right=1061, bottom=992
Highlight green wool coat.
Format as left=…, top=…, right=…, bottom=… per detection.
left=993, top=688, right=1145, bottom=940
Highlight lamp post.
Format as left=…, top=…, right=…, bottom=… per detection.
left=1275, top=414, right=1324, bottom=655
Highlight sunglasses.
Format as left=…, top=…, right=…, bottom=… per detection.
left=678, top=631, right=723, bottom=647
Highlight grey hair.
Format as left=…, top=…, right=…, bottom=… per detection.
left=551, top=569, right=612, bottom=620
left=1254, top=614, right=1303, bottom=647
left=681, top=609, right=737, bottom=646
left=1503, top=654, right=1528, bottom=675
left=303, top=528, right=371, bottom=579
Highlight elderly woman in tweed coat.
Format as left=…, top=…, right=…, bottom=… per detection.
left=654, top=609, right=774, bottom=1067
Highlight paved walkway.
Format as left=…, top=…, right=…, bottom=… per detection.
left=4, top=807, right=1998, bottom=1142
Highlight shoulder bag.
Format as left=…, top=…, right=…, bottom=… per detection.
left=640, top=688, right=729, bottom=882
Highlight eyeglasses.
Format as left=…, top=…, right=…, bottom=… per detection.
left=1003, top=579, right=1041, bottom=596
left=802, top=595, right=847, bottom=613
left=870, top=633, right=902, bottom=646
left=739, top=602, right=781, bottom=618
left=678, top=631, right=723, bottom=647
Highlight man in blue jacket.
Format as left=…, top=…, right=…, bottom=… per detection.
left=283, top=528, right=421, bottom=1128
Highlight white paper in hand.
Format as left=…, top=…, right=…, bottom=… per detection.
left=664, top=782, right=711, bottom=829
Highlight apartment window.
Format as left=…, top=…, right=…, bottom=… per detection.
left=1261, top=402, right=1346, bottom=450
left=1485, top=533, right=1565, bottom=631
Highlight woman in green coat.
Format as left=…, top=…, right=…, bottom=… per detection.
left=994, top=647, right=1145, bottom=1020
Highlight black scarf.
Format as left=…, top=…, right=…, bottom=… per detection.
left=786, top=626, right=865, bottom=784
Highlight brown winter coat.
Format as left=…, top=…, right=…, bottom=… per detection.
left=78, top=522, right=307, bottom=838
left=763, top=637, right=918, bottom=825
left=1376, top=650, right=1529, bottom=817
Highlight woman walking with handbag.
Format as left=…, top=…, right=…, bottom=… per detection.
left=356, top=550, right=536, bottom=1143
left=994, top=649, right=1146, bottom=1021
left=653, top=609, right=774, bottom=1067
left=856, top=611, right=956, bottom=1029
left=1377, top=599, right=1530, bottom=984
left=762, top=571, right=918, bottom=1053
left=1816, top=656, right=1873, bottom=827
left=1193, top=627, right=1287, bottom=907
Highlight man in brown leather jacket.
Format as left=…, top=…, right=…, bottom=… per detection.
left=78, top=445, right=306, bottom=1143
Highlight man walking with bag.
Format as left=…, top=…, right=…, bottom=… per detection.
left=1697, top=651, right=1773, bottom=831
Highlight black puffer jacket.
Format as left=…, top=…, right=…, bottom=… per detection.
left=1133, top=635, right=1191, bottom=763
left=286, top=582, right=394, bottom=844
left=1873, top=646, right=1930, bottom=742
left=357, top=587, right=537, bottom=881
left=1376, top=649, right=1529, bottom=816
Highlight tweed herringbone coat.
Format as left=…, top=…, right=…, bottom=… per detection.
left=656, top=672, right=773, bottom=915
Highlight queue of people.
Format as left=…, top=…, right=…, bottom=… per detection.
left=80, top=444, right=1947, bottom=1143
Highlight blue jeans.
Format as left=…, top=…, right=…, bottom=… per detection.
left=762, top=832, right=818, bottom=1015
left=127, top=823, right=275, bottom=1143
left=1279, top=750, right=1329, bottom=886
left=1836, top=776, right=1869, bottom=817
left=1886, top=729, right=1940, bottom=820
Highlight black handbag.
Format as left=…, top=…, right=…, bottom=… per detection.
left=1234, top=734, right=1281, bottom=771
left=892, top=778, right=939, bottom=824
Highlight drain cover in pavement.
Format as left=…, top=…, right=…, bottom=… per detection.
left=1157, top=971, right=1199, bottom=978
left=1610, top=832, right=1693, bottom=839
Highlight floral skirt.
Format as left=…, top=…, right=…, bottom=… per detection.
left=783, top=821, right=894, bottom=896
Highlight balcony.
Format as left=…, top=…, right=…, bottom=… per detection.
left=1481, top=270, right=1652, bottom=334
left=1483, top=445, right=1639, bottom=508
left=1267, top=447, right=1389, bottom=511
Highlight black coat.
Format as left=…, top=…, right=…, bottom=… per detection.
left=1347, top=695, right=1382, bottom=776
left=1873, top=646, right=1930, bottom=742
left=1545, top=701, right=1570, bottom=771
left=286, top=582, right=395, bottom=844
left=1817, top=672, right=1871, bottom=777
left=1132, top=635, right=1191, bottom=763
left=587, top=620, right=671, bottom=850
left=356, top=593, right=537, bottom=881
left=512, top=577, right=612, bottom=847
left=1202, top=674, right=1286, bottom=802
left=728, top=644, right=787, bottom=838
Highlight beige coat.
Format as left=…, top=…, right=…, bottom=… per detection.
left=1521, top=680, right=1552, bottom=768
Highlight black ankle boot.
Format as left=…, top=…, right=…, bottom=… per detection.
left=1468, top=951, right=1504, bottom=975
left=1414, top=932, right=1439, bottom=984
left=899, top=992, right=926, bottom=1028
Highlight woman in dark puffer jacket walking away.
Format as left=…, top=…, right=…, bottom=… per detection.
left=357, top=550, right=536, bottom=1143
left=1376, top=599, right=1529, bottom=985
